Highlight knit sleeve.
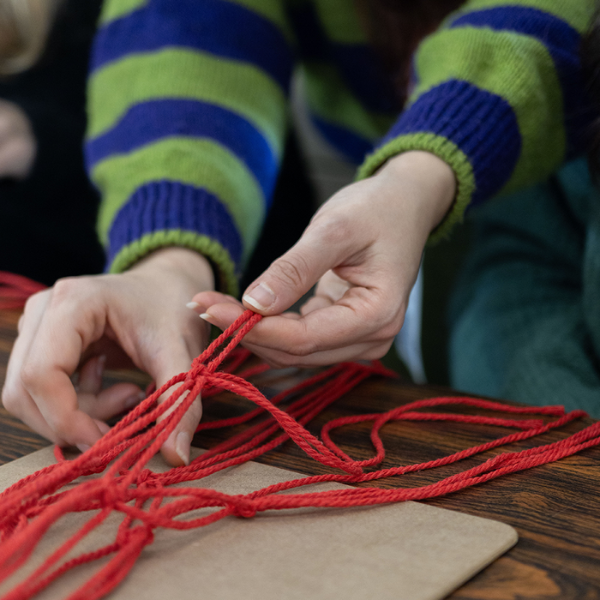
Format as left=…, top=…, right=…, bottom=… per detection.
left=356, top=0, right=596, bottom=240
left=85, top=0, right=295, bottom=295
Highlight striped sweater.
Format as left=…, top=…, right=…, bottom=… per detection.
left=86, top=0, right=596, bottom=295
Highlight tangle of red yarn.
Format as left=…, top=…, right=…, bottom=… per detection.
left=0, top=275, right=599, bottom=599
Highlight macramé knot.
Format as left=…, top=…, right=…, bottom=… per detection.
left=136, top=469, right=155, bottom=486
left=187, top=361, right=208, bottom=381
left=230, top=499, right=257, bottom=519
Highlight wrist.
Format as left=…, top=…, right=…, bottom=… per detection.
left=377, top=151, right=457, bottom=233
left=131, top=247, right=215, bottom=291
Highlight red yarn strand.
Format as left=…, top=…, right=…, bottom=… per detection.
left=0, top=272, right=46, bottom=310
left=0, top=276, right=599, bottom=599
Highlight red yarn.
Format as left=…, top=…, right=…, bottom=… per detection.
left=0, top=302, right=599, bottom=599
left=0, top=272, right=46, bottom=310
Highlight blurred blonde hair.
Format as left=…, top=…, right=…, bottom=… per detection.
left=0, top=0, right=63, bottom=75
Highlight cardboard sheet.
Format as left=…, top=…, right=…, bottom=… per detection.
left=0, top=447, right=518, bottom=600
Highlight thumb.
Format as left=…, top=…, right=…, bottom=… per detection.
left=242, top=227, right=344, bottom=315
left=152, top=349, right=202, bottom=467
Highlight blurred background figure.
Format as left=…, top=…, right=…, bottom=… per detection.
left=0, top=0, right=104, bottom=285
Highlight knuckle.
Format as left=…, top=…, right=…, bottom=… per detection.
left=50, top=277, right=86, bottom=304
left=376, top=319, right=403, bottom=342
left=271, top=255, right=312, bottom=290
left=311, top=214, right=353, bottom=247
left=48, top=276, right=104, bottom=319
left=19, top=361, right=41, bottom=391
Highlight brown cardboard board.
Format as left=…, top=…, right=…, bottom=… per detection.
left=0, top=447, right=518, bottom=600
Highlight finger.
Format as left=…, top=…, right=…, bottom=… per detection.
left=78, top=383, right=145, bottom=421
left=77, top=355, right=106, bottom=395
left=314, top=270, right=353, bottom=303
left=82, top=338, right=137, bottom=371
left=300, top=272, right=351, bottom=316
left=300, top=294, right=332, bottom=315
left=189, top=291, right=241, bottom=313
left=200, top=300, right=399, bottom=368
left=19, top=287, right=108, bottom=448
left=196, top=299, right=392, bottom=365
left=239, top=338, right=392, bottom=368
left=214, top=288, right=403, bottom=355
left=2, top=393, right=63, bottom=444
left=2, top=291, right=64, bottom=443
left=200, top=300, right=302, bottom=329
left=28, top=367, right=105, bottom=448
left=198, top=301, right=245, bottom=329
left=151, top=347, right=202, bottom=468
left=241, top=221, right=354, bottom=316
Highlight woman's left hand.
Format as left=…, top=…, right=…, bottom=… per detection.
left=191, top=151, right=456, bottom=367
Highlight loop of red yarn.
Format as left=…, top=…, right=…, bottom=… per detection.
left=0, top=273, right=599, bottom=599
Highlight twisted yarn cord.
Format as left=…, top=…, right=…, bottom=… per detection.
left=0, top=274, right=599, bottom=599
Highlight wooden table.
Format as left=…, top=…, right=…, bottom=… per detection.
left=0, top=308, right=599, bottom=599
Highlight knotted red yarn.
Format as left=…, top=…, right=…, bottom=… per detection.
left=0, top=275, right=599, bottom=599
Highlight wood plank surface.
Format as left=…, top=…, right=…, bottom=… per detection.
left=0, top=308, right=599, bottom=599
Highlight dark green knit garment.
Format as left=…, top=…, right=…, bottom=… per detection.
left=449, top=158, right=600, bottom=417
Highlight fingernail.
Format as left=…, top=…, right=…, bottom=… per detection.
left=243, top=283, right=275, bottom=311
left=96, top=355, right=106, bottom=379
left=76, top=443, right=91, bottom=453
left=97, top=421, right=111, bottom=435
left=175, top=431, right=191, bottom=466
left=199, top=313, right=213, bottom=322
left=186, top=301, right=200, bottom=310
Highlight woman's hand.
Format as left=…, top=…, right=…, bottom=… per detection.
left=192, top=151, right=456, bottom=367
left=1, top=248, right=214, bottom=465
left=0, top=100, right=36, bottom=179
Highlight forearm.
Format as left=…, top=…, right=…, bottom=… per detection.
left=358, top=0, right=596, bottom=239
left=87, top=0, right=295, bottom=293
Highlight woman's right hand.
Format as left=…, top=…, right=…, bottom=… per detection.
left=1, top=247, right=214, bottom=466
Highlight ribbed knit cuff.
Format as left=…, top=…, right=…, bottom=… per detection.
left=357, top=79, right=522, bottom=240
left=106, top=181, right=241, bottom=296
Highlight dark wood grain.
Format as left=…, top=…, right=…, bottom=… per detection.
left=0, top=308, right=599, bottom=599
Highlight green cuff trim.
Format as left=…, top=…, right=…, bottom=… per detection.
left=356, top=132, right=476, bottom=243
left=100, top=0, right=147, bottom=24
left=109, top=229, right=239, bottom=296
left=455, top=0, right=596, bottom=33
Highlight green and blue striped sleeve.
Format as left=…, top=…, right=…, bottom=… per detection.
left=286, top=0, right=398, bottom=164
left=357, top=0, right=597, bottom=240
left=86, top=0, right=295, bottom=295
